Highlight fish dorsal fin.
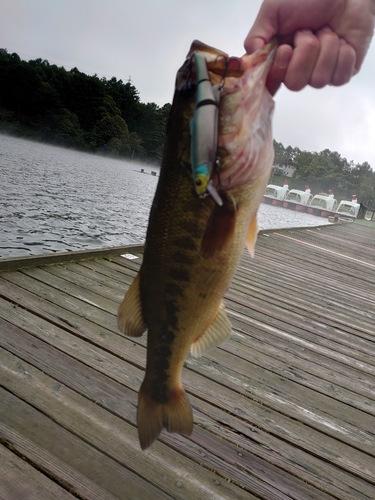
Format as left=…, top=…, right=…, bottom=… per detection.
left=117, top=272, right=146, bottom=337
left=190, top=303, right=232, bottom=358
left=246, top=216, right=259, bottom=258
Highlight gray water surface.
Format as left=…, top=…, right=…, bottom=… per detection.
left=0, top=134, right=328, bottom=258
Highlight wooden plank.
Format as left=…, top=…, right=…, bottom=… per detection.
left=0, top=271, right=119, bottom=331
left=0, top=347, right=258, bottom=500
left=21, top=266, right=121, bottom=314
left=1, top=223, right=374, bottom=499
left=184, top=427, right=335, bottom=500
left=241, top=252, right=374, bottom=300
left=228, top=321, right=375, bottom=401
left=79, top=257, right=139, bottom=280
left=225, top=296, right=375, bottom=371
left=0, top=270, right=371, bottom=450
left=3, top=253, right=374, bottom=378
left=0, top=444, right=76, bottom=500
left=0, top=295, right=144, bottom=376
left=0, top=388, right=173, bottom=500
left=5, top=274, right=374, bottom=459
left=192, top=395, right=375, bottom=500
left=227, top=278, right=375, bottom=342
left=255, top=229, right=375, bottom=284
left=45, top=260, right=135, bottom=294
left=241, top=242, right=374, bottom=294
left=0, top=324, right=370, bottom=500
left=186, top=351, right=375, bottom=455
left=2, top=277, right=375, bottom=450
left=1, top=316, right=375, bottom=492
left=0, top=343, right=346, bottom=500
left=109, top=254, right=143, bottom=272
left=0, top=244, right=144, bottom=272
left=231, top=260, right=375, bottom=328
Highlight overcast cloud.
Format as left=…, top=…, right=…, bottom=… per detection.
left=1, top=0, right=374, bottom=168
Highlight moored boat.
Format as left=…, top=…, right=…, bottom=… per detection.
left=307, top=190, right=338, bottom=217
left=262, top=180, right=289, bottom=205
left=282, top=185, right=313, bottom=212
left=333, top=195, right=361, bottom=221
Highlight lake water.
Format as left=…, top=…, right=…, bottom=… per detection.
left=0, top=134, right=329, bottom=259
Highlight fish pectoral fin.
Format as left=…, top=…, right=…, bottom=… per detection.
left=137, top=383, right=193, bottom=450
left=117, top=272, right=146, bottom=337
left=246, top=216, right=259, bottom=258
left=190, top=303, right=232, bottom=358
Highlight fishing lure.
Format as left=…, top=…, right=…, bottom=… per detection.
left=190, top=52, right=223, bottom=206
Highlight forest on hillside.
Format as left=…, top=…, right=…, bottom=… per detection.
left=0, top=48, right=170, bottom=163
left=273, top=142, right=374, bottom=207
left=0, top=48, right=374, bottom=206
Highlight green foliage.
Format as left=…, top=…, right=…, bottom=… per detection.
left=0, top=48, right=168, bottom=162
left=273, top=140, right=375, bottom=207
left=0, top=48, right=373, bottom=205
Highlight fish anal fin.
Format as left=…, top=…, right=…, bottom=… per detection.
left=137, top=383, right=193, bottom=450
left=190, top=303, right=232, bottom=358
left=246, top=216, right=259, bottom=258
left=201, top=199, right=236, bottom=257
left=117, top=273, right=146, bottom=337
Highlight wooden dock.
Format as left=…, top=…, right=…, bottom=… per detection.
left=0, top=222, right=374, bottom=499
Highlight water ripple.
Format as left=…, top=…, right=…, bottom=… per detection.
left=0, top=134, right=329, bottom=258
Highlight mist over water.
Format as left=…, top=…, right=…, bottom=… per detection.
left=0, top=134, right=328, bottom=259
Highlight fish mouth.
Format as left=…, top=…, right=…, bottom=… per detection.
left=174, top=39, right=277, bottom=193
left=175, top=39, right=277, bottom=92
left=220, top=40, right=278, bottom=96
left=190, top=39, right=277, bottom=85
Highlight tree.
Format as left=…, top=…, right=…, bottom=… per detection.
left=93, top=114, right=131, bottom=156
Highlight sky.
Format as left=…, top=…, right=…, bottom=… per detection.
left=1, top=0, right=374, bottom=169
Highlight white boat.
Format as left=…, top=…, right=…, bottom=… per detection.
left=307, top=190, right=338, bottom=217
left=282, top=185, right=313, bottom=212
left=334, top=195, right=361, bottom=221
left=262, top=180, right=289, bottom=205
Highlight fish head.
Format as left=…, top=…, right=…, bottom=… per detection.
left=217, top=41, right=277, bottom=193
left=178, top=39, right=277, bottom=197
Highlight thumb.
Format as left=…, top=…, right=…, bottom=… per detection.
left=244, top=35, right=266, bottom=54
left=244, top=4, right=277, bottom=53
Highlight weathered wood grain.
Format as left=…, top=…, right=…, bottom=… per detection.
left=0, top=388, right=172, bottom=500
left=0, top=244, right=144, bottom=272
left=1, top=223, right=375, bottom=499
left=0, top=443, right=77, bottom=500
left=0, top=347, right=258, bottom=500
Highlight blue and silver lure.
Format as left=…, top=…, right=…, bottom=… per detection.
left=190, top=52, right=223, bottom=206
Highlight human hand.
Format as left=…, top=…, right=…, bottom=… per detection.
left=244, top=0, right=375, bottom=95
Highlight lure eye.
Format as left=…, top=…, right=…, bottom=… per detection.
left=194, top=175, right=209, bottom=195
left=193, top=165, right=210, bottom=195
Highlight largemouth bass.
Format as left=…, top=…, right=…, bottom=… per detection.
left=118, top=39, right=277, bottom=450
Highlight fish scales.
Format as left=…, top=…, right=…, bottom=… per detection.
left=118, top=39, right=277, bottom=449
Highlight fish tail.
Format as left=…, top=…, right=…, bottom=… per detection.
left=137, top=382, right=193, bottom=450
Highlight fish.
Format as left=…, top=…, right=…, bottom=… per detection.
left=117, top=39, right=277, bottom=450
